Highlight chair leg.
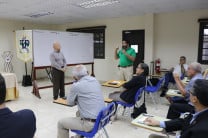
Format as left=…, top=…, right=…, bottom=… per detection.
left=103, top=128, right=109, bottom=138
left=149, top=93, right=158, bottom=109
left=122, top=106, right=126, bottom=116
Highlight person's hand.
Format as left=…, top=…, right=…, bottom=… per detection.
left=122, top=49, right=127, bottom=55
left=115, top=47, right=119, bottom=52
left=173, top=73, right=180, bottom=79
left=61, top=67, right=66, bottom=72
left=144, top=117, right=160, bottom=126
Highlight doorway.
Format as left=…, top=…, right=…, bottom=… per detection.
left=122, top=30, right=145, bottom=73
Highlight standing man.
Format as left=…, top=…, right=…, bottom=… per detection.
left=115, top=40, right=136, bottom=81
left=50, top=42, right=66, bottom=100
left=57, top=65, right=105, bottom=138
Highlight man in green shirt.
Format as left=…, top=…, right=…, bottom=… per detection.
left=115, top=40, right=136, bottom=81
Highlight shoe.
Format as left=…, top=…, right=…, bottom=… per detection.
left=160, top=91, right=166, bottom=97
left=71, top=135, right=83, bottom=138
left=53, top=97, right=58, bottom=100
left=160, top=86, right=168, bottom=97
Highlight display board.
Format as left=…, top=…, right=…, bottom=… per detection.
left=32, top=30, right=94, bottom=67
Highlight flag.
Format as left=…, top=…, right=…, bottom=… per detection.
left=15, top=30, right=33, bottom=62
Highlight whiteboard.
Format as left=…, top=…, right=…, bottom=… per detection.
left=32, top=30, right=94, bottom=67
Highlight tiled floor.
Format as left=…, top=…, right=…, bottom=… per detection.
left=6, top=81, right=175, bottom=138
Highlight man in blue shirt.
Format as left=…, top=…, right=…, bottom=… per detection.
left=0, top=74, right=36, bottom=138
left=57, top=65, right=105, bottom=138
left=166, top=62, right=203, bottom=119
left=144, top=79, right=208, bottom=138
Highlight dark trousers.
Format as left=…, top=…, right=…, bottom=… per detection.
left=164, top=72, right=175, bottom=87
left=52, top=68, right=65, bottom=99
left=164, top=72, right=185, bottom=88
left=167, top=103, right=195, bottom=119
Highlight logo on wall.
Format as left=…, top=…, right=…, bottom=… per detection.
left=19, top=36, right=30, bottom=53
left=15, top=30, right=33, bottom=62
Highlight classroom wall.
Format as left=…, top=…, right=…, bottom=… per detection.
left=1, top=9, right=208, bottom=82
left=0, top=19, right=57, bottom=81
left=57, top=9, right=208, bottom=81
left=154, top=9, right=208, bottom=69
left=57, top=15, right=155, bottom=81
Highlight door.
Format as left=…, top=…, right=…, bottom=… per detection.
left=122, top=30, right=145, bottom=73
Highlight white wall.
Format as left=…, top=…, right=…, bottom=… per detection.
left=58, top=15, right=150, bottom=81
left=57, top=9, right=208, bottom=81
left=1, top=9, right=208, bottom=82
left=0, top=19, right=57, bottom=81
left=154, top=9, right=208, bottom=69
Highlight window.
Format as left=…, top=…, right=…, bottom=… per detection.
left=66, top=26, right=106, bottom=59
left=198, top=19, right=208, bottom=64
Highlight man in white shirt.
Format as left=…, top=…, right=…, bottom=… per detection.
left=160, top=56, right=188, bottom=97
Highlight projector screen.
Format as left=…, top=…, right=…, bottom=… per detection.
left=32, top=30, right=94, bottom=67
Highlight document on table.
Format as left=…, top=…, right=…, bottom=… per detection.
left=131, top=113, right=169, bottom=132
left=166, top=89, right=183, bottom=97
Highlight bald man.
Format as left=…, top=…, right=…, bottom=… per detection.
left=50, top=42, right=66, bottom=100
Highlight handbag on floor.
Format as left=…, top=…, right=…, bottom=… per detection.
left=131, top=90, right=147, bottom=119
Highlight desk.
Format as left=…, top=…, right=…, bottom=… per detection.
left=166, top=89, right=183, bottom=97
left=1, top=73, right=19, bottom=101
left=131, top=113, right=169, bottom=132
left=102, top=80, right=126, bottom=88
left=53, top=98, right=68, bottom=106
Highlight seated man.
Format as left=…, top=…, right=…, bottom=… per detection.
left=160, top=56, right=188, bottom=97
left=0, top=74, right=36, bottom=138
left=144, top=79, right=208, bottom=138
left=166, top=62, right=203, bottom=119
left=57, top=65, right=105, bottom=138
left=109, top=63, right=149, bottom=104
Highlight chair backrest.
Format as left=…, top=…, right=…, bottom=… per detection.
left=90, top=102, right=116, bottom=135
left=133, top=87, right=144, bottom=104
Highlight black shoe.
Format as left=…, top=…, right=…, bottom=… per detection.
left=53, top=97, right=58, bottom=100
left=160, top=92, right=166, bottom=97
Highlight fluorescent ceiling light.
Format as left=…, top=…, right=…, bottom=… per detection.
left=78, top=0, right=119, bottom=8
left=25, top=12, right=54, bottom=18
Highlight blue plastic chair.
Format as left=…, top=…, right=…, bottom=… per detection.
left=145, top=77, right=165, bottom=107
left=71, top=102, right=116, bottom=138
left=115, top=87, right=145, bottom=118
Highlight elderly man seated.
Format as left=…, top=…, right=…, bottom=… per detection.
left=144, top=79, right=208, bottom=138
left=166, top=62, right=203, bottom=119
left=57, top=65, right=105, bottom=138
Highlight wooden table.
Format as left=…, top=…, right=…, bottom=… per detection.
left=53, top=98, right=68, bottom=106
left=102, top=80, right=126, bottom=88
left=1, top=73, right=19, bottom=101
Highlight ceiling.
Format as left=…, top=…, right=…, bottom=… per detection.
left=0, top=0, right=207, bottom=24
